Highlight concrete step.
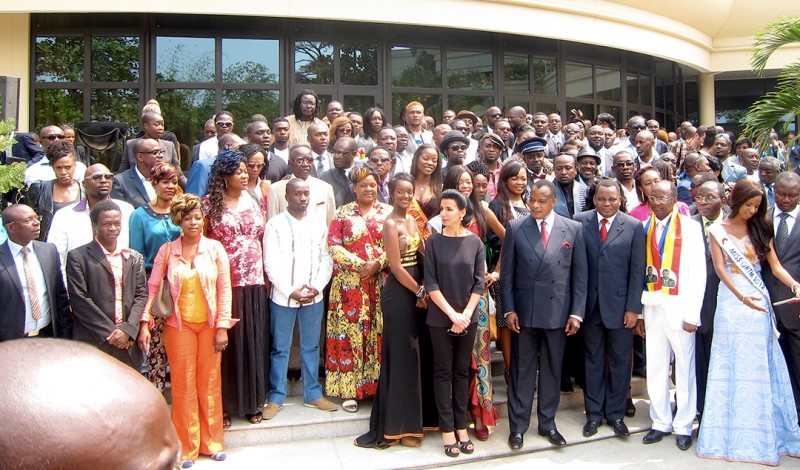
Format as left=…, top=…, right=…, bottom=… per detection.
left=223, top=375, right=648, bottom=448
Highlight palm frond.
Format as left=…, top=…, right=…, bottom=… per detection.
left=751, top=16, right=800, bottom=76
left=742, top=85, right=800, bottom=149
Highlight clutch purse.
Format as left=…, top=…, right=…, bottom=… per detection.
left=150, top=242, right=174, bottom=319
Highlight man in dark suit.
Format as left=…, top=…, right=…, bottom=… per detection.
left=0, top=204, right=71, bottom=341
left=763, top=171, right=800, bottom=423
left=692, top=181, right=725, bottom=421
left=111, top=138, right=162, bottom=209
left=66, top=200, right=146, bottom=369
left=501, top=179, right=588, bottom=449
left=320, top=136, right=358, bottom=208
left=575, top=179, right=645, bottom=438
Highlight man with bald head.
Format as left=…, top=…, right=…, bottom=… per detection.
left=320, top=136, right=359, bottom=208
left=0, top=338, right=180, bottom=468
left=119, top=112, right=185, bottom=187
left=0, top=204, right=71, bottom=341
left=507, top=106, right=528, bottom=146
left=191, top=118, right=217, bottom=166
left=759, top=156, right=781, bottom=209
left=611, top=116, right=647, bottom=165
left=111, top=138, right=162, bottom=208
left=48, top=163, right=134, bottom=282
left=185, top=133, right=246, bottom=196
left=635, top=130, right=659, bottom=167
left=267, top=144, right=335, bottom=228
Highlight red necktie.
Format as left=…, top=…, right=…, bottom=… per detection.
left=600, top=218, right=608, bottom=243
left=540, top=220, right=549, bottom=249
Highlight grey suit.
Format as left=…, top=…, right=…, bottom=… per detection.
left=110, top=167, right=151, bottom=208
left=500, top=213, right=588, bottom=433
left=0, top=240, right=72, bottom=341
left=763, top=208, right=800, bottom=420
left=320, top=167, right=355, bottom=208
left=576, top=210, right=645, bottom=422
left=66, top=240, right=146, bottom=369
left=118, top=138, right=186, bottom=188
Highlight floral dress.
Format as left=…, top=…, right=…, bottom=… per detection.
left=325, top=201, right=392, bottom=400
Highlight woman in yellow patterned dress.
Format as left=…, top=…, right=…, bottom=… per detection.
left=326, top=166, right=392, bottom=412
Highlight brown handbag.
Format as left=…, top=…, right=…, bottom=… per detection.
left=150, top=242, right=174, bottom=319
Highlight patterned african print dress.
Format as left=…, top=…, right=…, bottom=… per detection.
left=326, top=201, right=391, bottom=400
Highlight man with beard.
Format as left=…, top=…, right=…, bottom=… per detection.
left=612, top=151, right=639, bottom=212
left=576, top=146, right=601, bottom=186
left=439, top=130, right=470, bottom=177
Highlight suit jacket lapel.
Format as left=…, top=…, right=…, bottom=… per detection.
left=0, top=242, right=23, bottom=301
left=542, top=216, right=566, bottom=264
left=603, top=214, right=625, bottom=247
left=585, top=210, right=601, bottom=249
left=87, top=242, right=113, bottom=275
left=127, top=170, right=150, bottom=202
left=524, top=217, right=545, bottom=260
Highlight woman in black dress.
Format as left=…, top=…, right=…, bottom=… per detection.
left=425, top=189, right=486, bottom=458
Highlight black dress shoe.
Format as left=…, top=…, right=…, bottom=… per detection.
left=626, top=398, right=636, bottom=417
left=538, top=428, right=567, bottom=446
left=609, top=418, right=630, bottom=437
left=508, top=432, right=524, bottom=450
left=676, top=434, right=693, bottom=451
left=642, top=429, right=670, bottom=444
left=582, top=420, right=600, bottom=437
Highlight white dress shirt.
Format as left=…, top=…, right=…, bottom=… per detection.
left=266, top=175, right=336, bottom=228
left=774, top=204, right=799, bottom=237
left=198, top=137, right=219, bottom=161
left=7, top=240, right=51, bottom=334
left=135, top=165, right=157, bottom=201
left=597, top=212, right=617, bottom=234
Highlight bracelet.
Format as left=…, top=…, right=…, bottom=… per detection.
left=415, top=285, right=427, bottom=299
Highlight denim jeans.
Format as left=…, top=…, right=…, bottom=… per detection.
left=268, top=300, right=324, bottom=405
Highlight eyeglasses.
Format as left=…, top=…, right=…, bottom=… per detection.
left=614, top=161, right=636, bottom=168
left=488, top=112, right=502, bottom=118
left=331, top=150, right=356, bottom=157
left=629, top=124, right=646, bottom=131
left=454, top=127, right=469, bottom=133
left=449, top=144, right=468, bottom=152
left=215, top=121, right=234, bottom=128
left=292, top=157, right=314, bottom=164
left=8, top=215, right=43, bottom=226
left=44, top=134, right=66, bottom=141
left=139, top=149, right=166, bottom=156
left=246, top=162, right=265, bottom=170
left=370, top=156, right=392, bottom=164
left=649, top=196, right=674, bottom=204
left=694, top=196, right=720, bottom=203
left=87, top=173, right=115, bottom=182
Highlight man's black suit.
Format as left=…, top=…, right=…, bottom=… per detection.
left=500, top=213, right=587, bottom=433
left=320, top=168, right=355, bottom=208
left=0, top=240, right=71, bottom=341
left=575, top=210, right=645, bottom=422
left=110, top=167, right=152, bottom=209
left=66, top=240, right=146, bottom=369
left=692, top=213, right=721, bottom=417
left=763, top=208, right=800, bottom=420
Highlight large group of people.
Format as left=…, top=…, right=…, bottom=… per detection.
left=4, top=91, right=800, bottom=467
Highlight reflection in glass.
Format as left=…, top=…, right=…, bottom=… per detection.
left=315, top=95, right=333, bottom=121
left=565, top=62, right=592, bottom=99
left=447, top=50, right=492, bottom=91
left=391, top=46, right=441, bottom=88
left=342, top=96, right=376, bottom=114
left=222, top=39, right=279, bottom=84
left=504, top=54, right=529, bottom=94
left=34, top=89, right=83, bottom=131
left=597, top=104, right=620, bottom=124
left=35, top=36, right=84, bottom=83
left=91, top=89, right=140, bottom=129
left=392, top=93, right=441, bottom=126
left=627, top=74, right=639, bottom=104
left=595, top=66, right=620, bottom=101
left=156, top=88, right=215, bottom=152
left=223, top=90, right=280, bottom=135
left=92, top=36, right=140, bottom=82
left=566, top=102, right=594, bottom=124
left=532, top=58, right=557, bottom=95
left=535, top=102, right=557, bottom=115
left=447, top=96, right=493, bottom=120
left=341, top=43, right=378, bottom=86
left=295, top=41, right=334, bottom=85
left=156, top=37, right=215, bottom=83
left=640, top=74, right=652, bottom=105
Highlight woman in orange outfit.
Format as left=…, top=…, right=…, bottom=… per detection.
left=139, top=193, right=237, bottom=468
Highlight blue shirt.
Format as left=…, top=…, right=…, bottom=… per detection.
left=185, top=158, right=214, bottom=197
left=128, top=205, right=181, bottom=269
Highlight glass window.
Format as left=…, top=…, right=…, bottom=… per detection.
left=342, top=95, right=376, bottom=114
left=391, top=46, right=442, bottom=88
left=341, top=42, right=378, bottom=86
left=447, top=95, right=493, bottom=119
left=91, top=36, right=140, bottom=82
left=535, top=102, right=557, bottom=115
left=392, top=93, right=441, bottom=126
left=640, top=74, right=652, bottom=106
left=35, top=36, right=84, bottom=83
left=595, top=66, right=620, bottom=101
left=627, top=73, right=639, bottom=104
left=222, top=90, right=280, bottom=135
left=532, top=58, right=557, bottom=95
left=156, top=37, right=215, bottom=83
left=504, top=53, right=529, bottom=93
left=34, top=89, right=83, bottom=130
left=294, top=41, right=334, bottom=85
left=447, top=50, right=492, bottom=91
left=222, top=39, right=279, bottom=84
left=565, top=62, right=592, bottom=98
left=597, top=104, right=620, bottom=125
left=314, top=95, right=333, bottom=121
left=91, top=89, right=140, bottom=126
left=566, top=102, right=594, bottom=124
left=155, top=88, right=215, bottom=151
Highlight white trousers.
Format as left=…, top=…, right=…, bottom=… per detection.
left=644, top=305, right=697, bottom=436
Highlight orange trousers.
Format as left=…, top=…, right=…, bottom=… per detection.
left=163, top=321, right=224, bottom=461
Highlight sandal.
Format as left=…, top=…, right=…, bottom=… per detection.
left=210, top=452, right=227, bottom=462
left=222, top=412, right=231, bottom=428
left=246, top=411, right=263, bottom=424
left=342, top=399, right=358, bottom=413
left=459, top=439, right=475, bottom=454
left=400, top=436, right=422, bottom=447
left=444, top=443, right=460, bottom=458
left=181, top=461, right=194, bottom=468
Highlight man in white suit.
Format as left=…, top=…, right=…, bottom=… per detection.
left=634, top=181, right=706, bottom=451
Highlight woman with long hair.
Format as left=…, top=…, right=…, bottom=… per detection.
left=203, top=149, right=269, bottom=426
left=363, top=107, right=388, bottom=152
left=129, top=162, right=182, bottom=391
left=138, top=193, right=235, bottom=468
left=697, top=179, right=800, bottom=465
left=425, top=189, right=486, bottom=458
left=408, top=143, right=443, bottom=237
left=326, top=166, right=393, bottom=413
left=287, top=89, right=324, bottom=146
